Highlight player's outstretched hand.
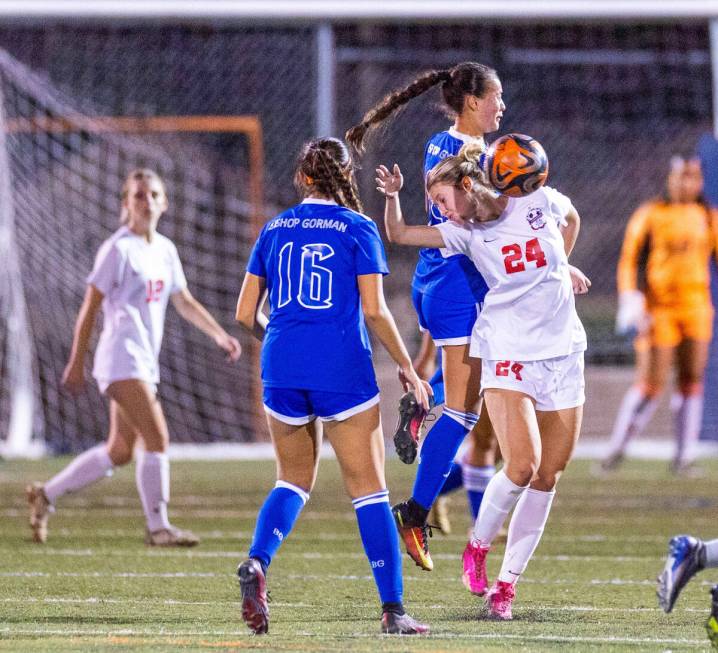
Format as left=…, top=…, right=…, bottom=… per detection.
left=399, top=364, right=432, bottom=411
left=568, top=265, right=591, bottom=295
left=61, top=360, right=85, bottom=396
left=216, top=332, right=242, bottom=362
left=376, top=164, right=403, bottom=198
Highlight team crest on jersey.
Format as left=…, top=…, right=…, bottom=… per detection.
left=526, top=207, right=546, bottom=230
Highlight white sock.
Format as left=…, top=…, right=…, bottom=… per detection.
left=671, top=392, right=704, bottom=466
left=44, top=444, right=114, bottom=505
left=136, top=451, right=171, bottom=532
left=704, top=538, right=718, bottom=568
left=462, top=463, right=495, bottom=492
left=497, top=487, right=555, bottom=584
left=472, top=469, right=528, bottom=547
left=605, top=386, right=659, bottom=457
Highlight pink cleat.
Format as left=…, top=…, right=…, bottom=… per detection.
left=462, top=540, right=490, bottom=596
left=486, top=580, right=515, bottom=620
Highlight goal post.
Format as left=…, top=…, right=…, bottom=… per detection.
left=0, top=49, right=269, bottom=456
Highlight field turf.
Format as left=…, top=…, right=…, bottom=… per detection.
left=1, top=456, right=717, bottom=651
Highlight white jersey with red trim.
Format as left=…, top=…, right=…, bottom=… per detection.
left=436, top=186, right=587, bottom=362
left=87, top=226, right=187, bottom=386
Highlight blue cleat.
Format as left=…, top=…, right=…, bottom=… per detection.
left=657, top=535, right=706, bottom=613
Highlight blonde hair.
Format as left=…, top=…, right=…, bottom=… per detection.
left=426, top=142, right=497, bottom=212
left=119, top=168, right=167, bottom=224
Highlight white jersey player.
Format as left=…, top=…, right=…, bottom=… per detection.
left=26, top=169, right=241, bottom=547
left=376, top=141, right=589, bottom=620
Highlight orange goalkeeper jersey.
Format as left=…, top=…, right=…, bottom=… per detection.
left=617, top=200, right=718, bottom=309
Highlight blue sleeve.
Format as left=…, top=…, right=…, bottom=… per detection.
left=352, top=219, right=389, bottom=276
left=247, top=231, right=267, bottom=278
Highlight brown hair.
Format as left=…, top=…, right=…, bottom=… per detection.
left=120, top=168, right=167, bottom=224
left=346, top=62, right=498, bottom=154
left=294, top=137, right=363, bottom=212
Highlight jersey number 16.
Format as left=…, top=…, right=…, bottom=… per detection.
left=277, top=242, right=334, bottom=309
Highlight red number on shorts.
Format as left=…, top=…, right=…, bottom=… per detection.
left=495, top=360, right=524, bottom=381
left=502, top=239, right=547, bottom=274
left=145, top=279, right=164, bottom=303
left=501, top=244, right=525, bottom=274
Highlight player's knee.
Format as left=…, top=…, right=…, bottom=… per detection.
left=107, top=447, right=131, bottom=466
left=677, top=380, right=703, bottom=397
left=532, top=469, right=563, bottom=491
left=504, top=457, right=538, bottom=487
left=639, top=382, right=663, bottom=400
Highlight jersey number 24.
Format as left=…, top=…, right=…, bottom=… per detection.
left=502, top=238, right=547, bottom=275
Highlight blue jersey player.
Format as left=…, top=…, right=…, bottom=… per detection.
left=235, top=137, right=430, bottom=636
left=348, top=62, right=505, bottom=571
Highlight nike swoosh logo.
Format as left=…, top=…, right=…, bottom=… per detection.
left=483, top=238, right=498, bottom=243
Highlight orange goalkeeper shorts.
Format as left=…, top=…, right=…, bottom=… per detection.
left=635, top=304, right=714, bottom=350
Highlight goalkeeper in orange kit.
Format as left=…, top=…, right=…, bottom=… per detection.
left=603, top=156, right=718, bottom=473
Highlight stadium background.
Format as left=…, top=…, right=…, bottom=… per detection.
left=0, top=6, right=717, bottom=454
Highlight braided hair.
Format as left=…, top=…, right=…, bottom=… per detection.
left=346, top=61, right=498, bottom=155
left=294, top=137, right=363, bottom=212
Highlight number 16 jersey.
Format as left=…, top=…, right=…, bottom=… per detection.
left=436, top=186, right=587, bottom=362
left=247, top=198, right=389, bottom=394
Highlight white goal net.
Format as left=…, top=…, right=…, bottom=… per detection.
left=0, top=49, right=266, bottom=457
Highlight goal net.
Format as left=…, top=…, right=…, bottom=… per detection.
left=0, top=48, right=267, bottom=457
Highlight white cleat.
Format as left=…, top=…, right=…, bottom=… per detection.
left=145, top=525, right=200, bottom=547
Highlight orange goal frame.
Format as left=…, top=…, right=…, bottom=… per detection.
left=6, top=114, right=268, bottom=440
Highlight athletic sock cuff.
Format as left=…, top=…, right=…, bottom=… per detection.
left=443, top=407, right=479, bottom=429
left=275, top=480, right=310, bottom=505
left=352, top=490, right=389, bottom=510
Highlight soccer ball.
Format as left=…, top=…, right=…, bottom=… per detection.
left=486, top=133, right=548, bottom=198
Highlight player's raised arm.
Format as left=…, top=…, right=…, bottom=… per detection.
left=376, top=164, right=445, bottom=248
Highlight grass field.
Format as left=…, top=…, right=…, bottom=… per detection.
left=1, top=456, right=717, bottom=652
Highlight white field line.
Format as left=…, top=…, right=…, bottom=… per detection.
left=3, top=528, right=675, bottom=544
left=1, top=570, right=710, bottom=587
left=3, top=507, right=715, bottom=525
left=0, top=596, right=711, bottom=614
left=11, top=547, right=665, bottom=563
left=0, top=627, right=707, bottom=646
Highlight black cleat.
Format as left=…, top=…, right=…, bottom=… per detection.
left=238, top=558, right=269, bottom=634
left=394, top=391, right=433, bottom=464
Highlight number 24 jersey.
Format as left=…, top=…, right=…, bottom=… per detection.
left=436, top=186, right=587, bottom=362
left=247, top=198, right=389, bottom=394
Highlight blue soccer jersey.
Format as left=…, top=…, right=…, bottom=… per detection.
left=412, top=129, right=489, bottom=305
left=247, top=198, right=389, bottom=394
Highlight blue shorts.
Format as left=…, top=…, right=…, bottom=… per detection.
left=411, top=287, right=480, bottom=346
left=263, top=387, right=380, bottom=425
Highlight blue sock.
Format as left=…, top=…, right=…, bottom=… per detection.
left=463, top=464, right=495, bottom=520
left=411, top=409, right=478, bottom=510
left=429, top=367, right=445, bottom=407
left=353, top=491, right=403, bottom=605
left=248, top=481, right=309, bottom=568
left=438, top=462, right=464, bottom=496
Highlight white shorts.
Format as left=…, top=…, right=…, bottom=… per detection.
left=96, top=378, right=158, bottom=396
left=481, top=351, right=585, bottom=411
